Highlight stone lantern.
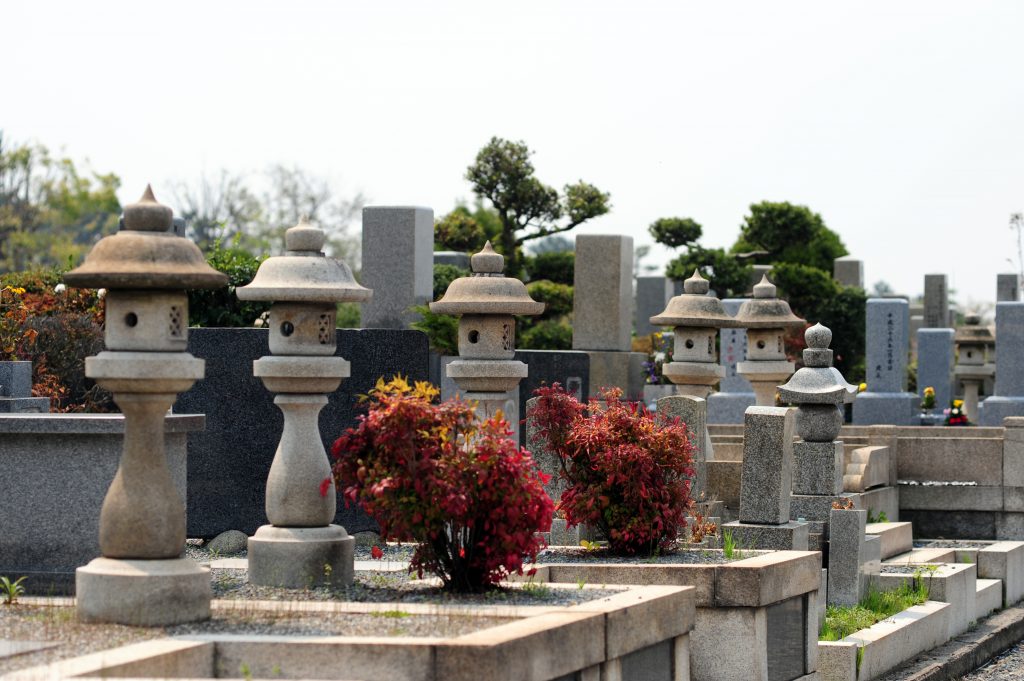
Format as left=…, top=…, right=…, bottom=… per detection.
left=65, top=186, right=227, bottom=626
left=733, top=275, right=806, bottom=406
left=649, top=269, right=738, bottom=398
left=236, top=217, right=371, bottom=589
left=954, top=313, right=995, bottom=423
left=429, top=242, right=543, bottom=444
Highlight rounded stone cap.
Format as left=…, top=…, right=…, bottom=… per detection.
left=954, top=313, right=994, bottom=346
left=732, top=275, right=806, bottom=329
left=650, top=269, right=738, bottom=328
left=64, top=186, right=228, bottom=290
left=805, top=323, right=832, bottom=349
left=236, top=218, right=371, bottom=303
left=430, top=243, right=544, bottom=316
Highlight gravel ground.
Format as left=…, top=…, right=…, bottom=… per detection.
left=0, top=604, right=512, bottom=676
left=962, top=642, right=1024, bottom=680
left=880, top=565, right=942, bottom=574
left=913, top=539, right=993, bottom=549
left=535, top=546, right=763, bottom=564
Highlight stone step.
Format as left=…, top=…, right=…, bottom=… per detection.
left=883, top=546, right=956, bottom=565
left=843, top=445, right=890, bottom=492
left=976, top=578, right=1003, bottom=621
left=865, top=521, right=913, bottom=560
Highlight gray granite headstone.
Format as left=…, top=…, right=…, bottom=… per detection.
left=738, top=406, right=794, bottom=524
left=0, top=361, right=49, bottom=413
left=980, top=303, right=1024, bottom=425
left=998, top=274, right=1021, bottom=302
left=656, top=395, right=709, bottom=502
left=827, top=508, right=867, bottom=607
left=917, top=328, right=954, bottom=414
left=707, top=298, right=756, bottom=424
left=572, top=234, right=633, bottom=351
left=635, top=276, right=674, bottom=337
left=515, top=349, right=589, bottom=444
left=833, top=256, right=864, bottom=289
left=360, top=206, right=433, bottom=329
left=178, top=327, right=429, bottom=538
left=853, top=298, right=917, bottom=425
left=434, top=251, right=470, bottom=270
left=924, top=274, right=950, bottom=328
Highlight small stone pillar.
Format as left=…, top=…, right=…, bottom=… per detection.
left=722, top=407, right=809, bottom=550
left=0, top=361, right=49, bottom=413
left=954, top=314, right=995, bottom=424
left=66, top=186, right=227, bottom=625
left=778, top=324, right=859, bottom=548
left=649, top=270, right=738, bottom=499
left=733, top=275, right=806, bottom=406
left=430, top=242, right=544, bottom=445
left=635, top=276, right=674, bottom=337
left=237, top=218, right=372, bottom=589
left=360, top=206, right=432, bottom=329
left=853, top=299, right=918, bottom=425
left=833, top=256, right=864, bottom=289
left=924, top=274, right=951, bottom=328
left=998, top=274, right=1021, bottom=302
left=707, top=299, right=757, bottom=423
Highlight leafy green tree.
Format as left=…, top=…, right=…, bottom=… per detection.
left=525, top=251, right=574, bottom=285
left=465, top=137, right=610, bottom=277
left=732, top=201, right=847, bottom=272
left=665, top=245, right=752, bottom=299
left=434, top=211, right=487, bottom=252
left=0, top=132, right=121, bottom=272
left=648, top=217, right=702, bottom=249
left=187, top=237, right=270, bottom=327
left=433, top=264, right=469, bottom=300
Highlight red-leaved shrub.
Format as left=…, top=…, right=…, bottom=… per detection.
left=331, top=376, right=554, bottom=592
left=528, top=384, right=694, bottom=555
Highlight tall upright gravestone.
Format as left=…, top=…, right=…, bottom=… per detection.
left=853, top=299, right=917, bottom=425
left=923, top=274, right=950, bottom=329
left=707, top=299, right=756, bottom=423
left=917, top=328, right=954, bottom=420
left=998, top=274, right=1020, bottom=302
left=980, top=303, right=1024, bottom=425
left=360, top=206, right=433, bottom=329
left=572, top=235, right=644, bottom=400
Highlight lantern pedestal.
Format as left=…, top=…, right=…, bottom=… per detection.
left=76, top=556, right=211, bottom=626
left=447, top=358, right=527, bottom=445
left=247, top=355, right=354, bottom=589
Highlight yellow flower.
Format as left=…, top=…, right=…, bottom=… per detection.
left=924, top=386, right=935, bottom=396
left=953, top=399, right=964, bottom=408
left=858, top=382, right=868, bottom=392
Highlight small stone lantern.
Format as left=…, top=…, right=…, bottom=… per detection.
left=733, top=275, right=806, bottom=406
left=65, top=186, right=227, bottom=626
left=236, top=217, right=371, bottom=589
left=649, top=269, right=738, bottom=398
left=778, top=324, right=858, bottom=444
left=954, top=313, right=995, bottom=423
left=429, top=242, right=543, bottom=444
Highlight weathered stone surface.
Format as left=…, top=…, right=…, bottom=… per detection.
left=75, top=556, right=211, bottom=626
left=790, top=494, right=862, bottom=525
left=248, top=524, right=354, bottom=589
left=360, top=206, right=433, bottom=329
left=722, top=521, right=809, bottom=551
left=179, top=327, right=428, bottom=538
left=515, top=349, right=589, bottom=445
left=0, top=361, right=49, bottom=413
left=877, top=562, right=976, bottom=638
left=833, top=257, right=864, bottom=289
left=981, top=303, right=1024, bottom=425
left=206, top=530, right=248, bottom=555
left=923, top=274, right=950, bottom=328
left=738, top=406, right=795, bottom=524
left=864, top=521, right=913, bottom=560
left=635, top=276, right=674, bottom=337
left=657, top=395, right=709, bottom=501
left=978, top=541, right=1024, bottom=606
left=434, top=251, right=470, bottom=270
left=709, top=299, right=757, bottom=425
left=792, top=441, right=843, bottom=496
left=585, top=350, right=646, bottom=401
left=854, top=299, right=918, bottom=425
left=827, top=508, right=866, bottom=607
left=572, top=235, right=633, bottom=351
left=917, top=328, right=954, bottom=413
left=998, top=273, right=1021, bottom=302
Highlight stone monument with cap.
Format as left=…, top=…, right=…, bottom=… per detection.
left=66, top=185, right=227, bottom=626
left=430, top=242, right=543, bottom=446
left=237, top=216, right=372, bottom=589
left=954, top=314, right=995, bottom=424
left=732, top=275, right=806, bottom=406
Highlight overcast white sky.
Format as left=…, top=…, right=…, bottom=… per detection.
left=7, top=1, right=1023, bottom=307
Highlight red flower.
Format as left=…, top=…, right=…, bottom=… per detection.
left=371, top=545, right=384, bottom=560
left=319, top=477, right=332, bottom=498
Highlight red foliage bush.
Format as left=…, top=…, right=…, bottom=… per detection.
left=331, top=377, right=553, bottom=592
left=528, top=384, right=694, bottom=555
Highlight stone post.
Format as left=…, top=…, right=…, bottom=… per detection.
left=238, top=218, right=372, bottom=589
left=953, top=314, right=994, bottom=424
left=67, top=186, right=227, bottom=626
left=707, top=299, right=757, bottom=424
left=360, top=206, right=433, bottom=329
left=0, top=361, right=49, bottom=412
left=980, top=303, right=1024, bottom=425
left=917, top=328, right=954, bottom=423
left=998, top=274, right=1021, bottom=302
left=778, top=324, right=859, bottom=550
left=430, top=242, right=544, bottom=446
left=923, top=274, right=951, bottom=328
left=733, top=275, right=806, bottom=407
left=833, top=257, right=864, bottom=289
left=722, top=407, right=809, bottom=550
left=853, top=299, right=917, bottom=425
left=827, top=508, right=869, bottom=606
left=635, top=276, right=674, bottom=337
left=572, top=235, right=645, bottom=400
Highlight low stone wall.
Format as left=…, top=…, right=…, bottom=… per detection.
left=0, top=413, right=203, bottom=594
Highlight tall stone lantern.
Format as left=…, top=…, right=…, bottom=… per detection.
left=649, top=269, right=738, bottom=398
left=236, top=217, right=371, bottom=589
left=65, top=186, right=227, bottom=626
left=954, top=313, right=995, bottom=423
left=733, top=275, right=806, bottom=406
left=430, top=242, right=543, bottom=445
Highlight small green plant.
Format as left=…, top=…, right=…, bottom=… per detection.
left=520, top=580, right=552, bottom=599
left=0, top=576, right=26, bottom=605
left=239, top=663, right=253, bottom=681
left=372, top=609, right=411, bottom=619
left=323, top=563, right=333, bottom=579
left=855, top=645, right=864, bottom=675
left=866, top=509, right=889, bottom=523
left=820, top=575, right=930, bottom=641
left=576, top=577, right=587, bottom=590
left=722, top=529, right=737, bottom=559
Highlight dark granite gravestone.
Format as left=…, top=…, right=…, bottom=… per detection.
left=178, top=327, right=429, bottom=538
left=515, top=349, right=590, bottom=445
